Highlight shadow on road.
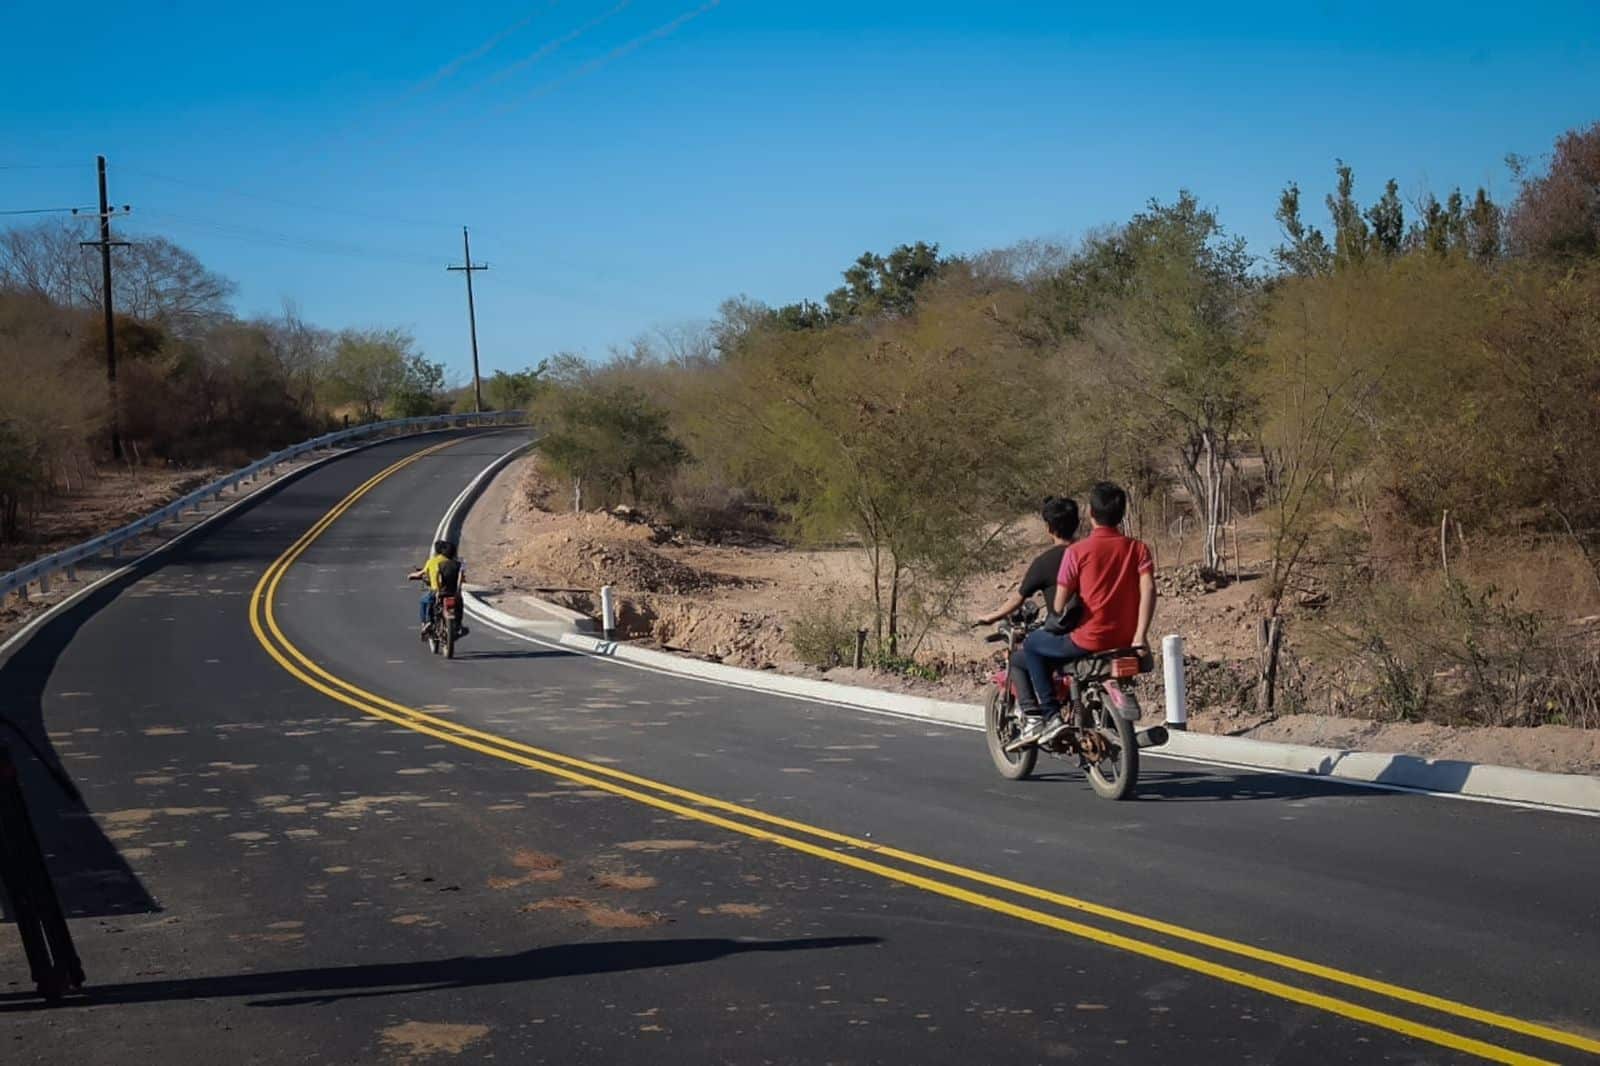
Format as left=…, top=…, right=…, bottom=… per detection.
left=1, top=574, right=161, bottom=920
left=0, top=936, right=882, bottom=1010
left=446, top=649, right=571, bottom=662
left=1020, top=766, right=1397, bottom=803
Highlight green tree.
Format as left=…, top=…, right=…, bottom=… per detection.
left=823, top=241, right=943, bottom=320
left=1091, top=192, right=1260, bottom=572
left=1366, top=178, right=1406, bottom=257
left=538, top=378, right=688, bottom=507
left=484, top=363, right=548, bottom=411
left=324, top=328, right=415, bottom=421
left=386, top=354, right=446, bottom=418
left=1273, top=182, right=1334, bottom=276
left=1326, top=161, right=1372, bottom=268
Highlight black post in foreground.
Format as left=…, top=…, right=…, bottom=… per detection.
left=448, top=227, right=488, bottom=414
left=0, top=741, right=85, bottom=1003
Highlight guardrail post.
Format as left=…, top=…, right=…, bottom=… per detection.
left=64, top=565, right=76, bottom=583
left=1162, top=633, right=1187, bottom=731
left=600, top=585, right=617, bottom=641
left=37, top=573, right=50, bottom=596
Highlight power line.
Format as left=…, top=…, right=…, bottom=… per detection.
left=403, top=2, right=555, bottom=99
left=0, top=207, right=95, bottom=217
left=120, top=167, right=456, bottom=231
left=348, top=1, right=634, bottom=158
left=133, top=208, right=445, bottom=269
left=493, top=0, right=722, bottom=115
left=471, top=0, right=633, bottom=91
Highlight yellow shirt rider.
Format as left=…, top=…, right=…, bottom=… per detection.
left=408, top=539, right=464, bottom=638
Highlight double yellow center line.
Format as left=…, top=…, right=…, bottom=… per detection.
left=247, top=438, right=1597, bottom=1066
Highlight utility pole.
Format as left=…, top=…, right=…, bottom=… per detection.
left=78, top=156, right=131, bottom=460
left=447, top=227, right=488, bottom=413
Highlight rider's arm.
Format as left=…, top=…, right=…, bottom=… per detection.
left=1132, top=571, right=1156, bottom=649
left=976, top=590, right=1024, bottom=626
left=1052, top=549, right=1080, bottom=616
left=1131, top=541, right=1156, bottom=648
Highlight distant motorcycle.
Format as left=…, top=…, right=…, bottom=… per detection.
left=424, top=593, right=463, bottom=659
left=982, top=602, right=1168, bottom=800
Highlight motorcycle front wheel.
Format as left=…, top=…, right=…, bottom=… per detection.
left=1083, top=699, right=1138, bottom=800
left=985, top=686, right=1036, bottom=780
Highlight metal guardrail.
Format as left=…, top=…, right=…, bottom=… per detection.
left=0, top=411, right=527, bottom=603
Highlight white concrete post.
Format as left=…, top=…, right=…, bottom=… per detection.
left=600, top=585, right=617, bottom=641
left=1162, top=633, right=1187, bottom=730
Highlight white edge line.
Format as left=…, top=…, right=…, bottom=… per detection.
left=443, top=451, right=1600, bottom=820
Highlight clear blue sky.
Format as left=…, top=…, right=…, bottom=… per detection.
left=3, top=1, right=1597, bottom=383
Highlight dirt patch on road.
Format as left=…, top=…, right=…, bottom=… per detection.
left=487, top=848, right=564, bottom=889
left=522, top=896, right=660, bottom=929
left=590, top=868, right=658, bottom=891
left=380, top=1021, right=490, bottom=1061
left=616, top=839, right=726, bottom=853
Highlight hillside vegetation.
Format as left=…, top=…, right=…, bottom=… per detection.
left=520, top=121, right=1600, bottom=730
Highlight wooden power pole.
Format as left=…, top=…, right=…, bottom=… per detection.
left=447, top=227, right=488, bottom=413
left=78, top=156, right=131, bottom=460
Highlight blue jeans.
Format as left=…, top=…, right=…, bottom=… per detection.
left=1020, top=628, right=1086, bottom=717
left=419, top=589, right=435, bottom=624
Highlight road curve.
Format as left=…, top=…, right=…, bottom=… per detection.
left=3, top=431, right=1597, bottom=1065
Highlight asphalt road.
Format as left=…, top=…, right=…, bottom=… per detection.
left=2, top=430, right=1597, bottom=1065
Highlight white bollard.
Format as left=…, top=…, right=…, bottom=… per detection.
left=1162, top=633, right=1187, bottom=730
left=600, top=584, right=617, bottom=641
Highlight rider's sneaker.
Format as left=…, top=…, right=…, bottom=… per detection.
left=1017, top=715, right=1050, bottom=745
left=1037, top=715, right=1072, bottom=744
left=419, top=624, right=430, bottom=641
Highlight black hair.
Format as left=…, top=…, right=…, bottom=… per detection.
left=1088, top=482, right=1127, bottom=527
left=1041, top=496, right=1079, bottom=540
left=434, top=539, right=456, bottom=558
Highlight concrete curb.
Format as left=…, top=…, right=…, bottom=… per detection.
left=448, top=452, right=1600, bottom=817
left=463, top=588, right=596, bottom=635
left=558, top=631, right=986, bottom=729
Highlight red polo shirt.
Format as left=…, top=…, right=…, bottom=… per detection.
left=1056, top=526, right=1154, bottom=652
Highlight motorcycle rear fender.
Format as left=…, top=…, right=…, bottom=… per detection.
left=1101, top=680, right=1142, bottom=722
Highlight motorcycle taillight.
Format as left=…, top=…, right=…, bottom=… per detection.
left=1112, top=656, right=1140, bottom=679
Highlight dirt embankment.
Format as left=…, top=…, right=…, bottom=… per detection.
left=469, top=456, right=1600, bottom=776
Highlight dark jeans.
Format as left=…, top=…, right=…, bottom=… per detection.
left=1019, top=628, right=1087, bottom=717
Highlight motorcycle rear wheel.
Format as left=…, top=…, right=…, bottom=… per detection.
left=985, top=687, right=1036, bottom=780
left=444, top=620, right=455, bottom=659
left=1083, top=700, right=1138, bottom=800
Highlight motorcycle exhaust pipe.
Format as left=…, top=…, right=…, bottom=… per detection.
left=1136, top=725, right=1169, bottom=749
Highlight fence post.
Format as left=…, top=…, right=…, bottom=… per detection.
left=37, top=572, right=50, bottom=596
left=1162, top=633, right=1187, bottom=731
left=600, top=585, right=617, bottom=641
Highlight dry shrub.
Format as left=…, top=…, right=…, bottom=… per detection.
left=789, top=597, right=864, bottom=668
left=664, top=466, right=775, bottom=544
left=0, top=295, right=104, bottom=541
left=1313, top=574, right=1594, bottom=727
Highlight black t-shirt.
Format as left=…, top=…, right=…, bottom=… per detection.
left=436, top=558, right=462, bottom=597
left=1020, top=543, right=1082, bottom=629
left=1020, top=545, right=1067, bottom=602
